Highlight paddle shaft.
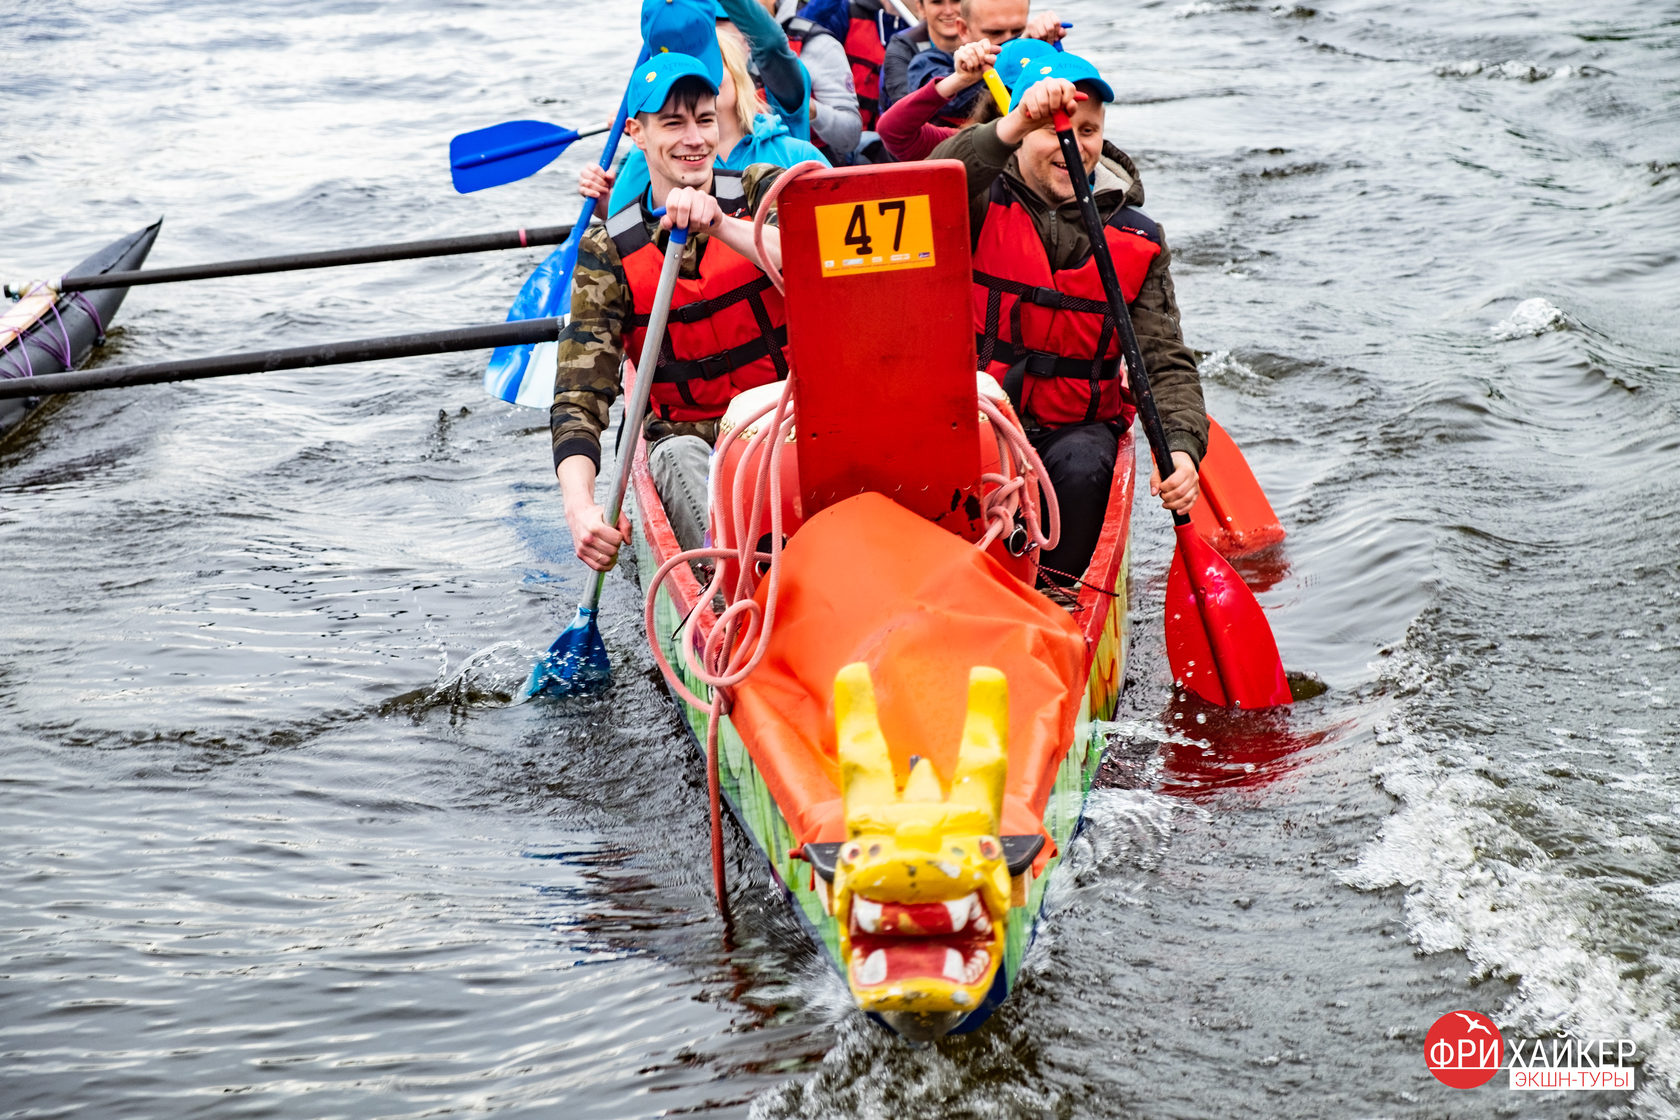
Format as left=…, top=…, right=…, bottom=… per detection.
left=983, top=69, right=1011, bottom=114
left=584, top=225, right=689, bottom=611
left=1049, top=110, right=1188, bottom=527
left=22, top=226, right=577, bottom=296
left=0, top=319, right=561, bottom=400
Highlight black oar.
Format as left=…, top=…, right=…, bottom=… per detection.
left=5, top=225, right=577, bottom=298
left=0, top=319, right=560, bottom=400
left=1050, top=102, right=1291, bottom=709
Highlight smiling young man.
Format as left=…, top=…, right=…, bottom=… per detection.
left=930, top=54, right=1207, bottom=588
left=550, top=53, right=788, bottom=573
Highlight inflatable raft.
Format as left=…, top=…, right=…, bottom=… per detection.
left=631, top=163, right=1135, bottom=1039
left=1, top=220, right=161, bottom=438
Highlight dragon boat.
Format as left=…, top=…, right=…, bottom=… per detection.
left=631, top=163, right=1135, bottom=1039
left=1, top=221, right=161, bottom=439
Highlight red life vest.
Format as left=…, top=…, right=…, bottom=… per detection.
left=843, top=1, right=910, bottom=129
left=971, top=176, right=1163, bottom=428
left=608, top=171, right=789, bottom=424
left=786, top=16, right=836, bottom=55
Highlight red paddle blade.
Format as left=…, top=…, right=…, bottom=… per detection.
left=1188, top=416, right=1285, bottom=558
left=1165, top=522, right=1291, bottom=709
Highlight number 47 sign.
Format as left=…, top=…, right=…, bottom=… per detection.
left=814, top=194, right=937, bottom=278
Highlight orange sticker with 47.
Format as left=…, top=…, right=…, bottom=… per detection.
left=813, top=195, right=937, bottom=277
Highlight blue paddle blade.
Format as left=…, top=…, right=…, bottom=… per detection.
left=484, top=200, right=595, bottom=405
left=450, top=119, right=579, bottom=194
left=523, top=605, right=611, bottom=698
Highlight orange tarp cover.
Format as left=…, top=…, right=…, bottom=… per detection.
left=729, top=492, right=1089, bottom=848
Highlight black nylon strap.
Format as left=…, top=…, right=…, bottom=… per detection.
left=982, top=338, right=1121, bottom=383
left=650, top=325, right=790, bottom=384
left=629, top=274, right=776, bottom=328
left=978, top=286, right=1002, bottom=367
left=973, top=271, right=1110, bottom=317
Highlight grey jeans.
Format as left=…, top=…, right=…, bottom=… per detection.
left=647, top=434, right=711, bottom=554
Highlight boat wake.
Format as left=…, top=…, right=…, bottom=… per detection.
left=1344, top=644, right=1680, bottom=1118
left=1490, top=297, right=1569, bottom=341
left=1435, top=59, right=1603, bottom=82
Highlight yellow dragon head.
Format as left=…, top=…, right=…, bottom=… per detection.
left=830, top=661, right=1013, bottom=1039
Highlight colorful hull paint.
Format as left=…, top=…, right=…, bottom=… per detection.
left=630, top=429, right=1136, bottom=1032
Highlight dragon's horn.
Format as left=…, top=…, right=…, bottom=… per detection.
left=836, top=662, right=896, bottom=822
left=949, top=667, right=1008, bottom=830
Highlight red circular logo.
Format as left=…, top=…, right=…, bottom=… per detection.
left=1426, top=1010, right=1504, bottom=1088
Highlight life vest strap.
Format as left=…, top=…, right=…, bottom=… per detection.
left=984, top=338, right=1121, bottom=383
left=974, top=271, right=1111, bottom=317
left=630, top=274, right=778, bottom=328
left=651, top=323, right=791, bottom=384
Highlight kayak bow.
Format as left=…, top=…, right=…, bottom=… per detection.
left=1, top=220, right=161, bottom=438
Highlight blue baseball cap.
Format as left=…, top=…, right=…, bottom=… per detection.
left=994, top=37, right=1057, bottom=91
left=642, top=0, right=724, bottom=85
left=626, top=53, right=720, bottom=116
left=1009, top=52, right=1115, bottom=111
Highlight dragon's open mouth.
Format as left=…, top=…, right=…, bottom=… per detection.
left=846, top=891, right=998, bottom=994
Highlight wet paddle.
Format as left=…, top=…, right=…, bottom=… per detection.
left=1187, top=415, right=1286, bottom=557
left=449, top=120, right=613, bottom=194
left=524, top=216, right=690, bottom=699
left=1051, top=103, right=1290, bottom=708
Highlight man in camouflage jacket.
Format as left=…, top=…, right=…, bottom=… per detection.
left=550, top=54, right=787, bottom=573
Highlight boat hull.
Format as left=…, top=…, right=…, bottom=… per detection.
left=631, top=426, right=1136, bottom=1034
left=1, top=220, right=162, bottom=437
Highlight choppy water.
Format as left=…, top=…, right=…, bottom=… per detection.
left=3, top=0, right=1677, bottom=1116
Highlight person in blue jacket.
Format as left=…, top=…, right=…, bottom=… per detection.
left=590, top=0, right=829, bottom=214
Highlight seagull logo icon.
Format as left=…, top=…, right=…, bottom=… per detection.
left=1456, top=1013, right=1493, bottom=1035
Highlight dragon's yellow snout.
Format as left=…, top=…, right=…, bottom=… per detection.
left=830, top=662, right=1013, bottom=1030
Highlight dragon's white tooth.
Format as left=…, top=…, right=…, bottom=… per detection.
left=965, top=949, right=990, bottom=984
left=853, top=896, right=883, bottom=933
left=943, top=898, right=969, bottom=931
left=856, top=949, right=888, bottom=986
left=943, top=948, right=966, bottom=982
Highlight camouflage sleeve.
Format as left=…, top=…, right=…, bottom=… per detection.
left=740, top=163, right=787, bottom=221
left=1130, top=226, right=1209, bottom=466
left=550, top=224, right=631, bottom=471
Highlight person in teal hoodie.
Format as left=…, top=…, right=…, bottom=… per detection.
left=590, top=0, right=829, bottom=215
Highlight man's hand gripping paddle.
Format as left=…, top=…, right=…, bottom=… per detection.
left=523, top=215, right=690, bottom=699
left=1050, top=100, right=1290, bottom=708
